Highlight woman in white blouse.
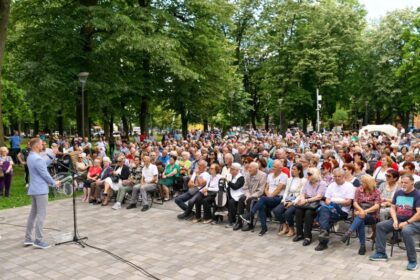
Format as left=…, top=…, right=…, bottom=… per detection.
left=192, top=163, right=222, bottom=224
left=372, top=156, right=393, bottom=185
left=273, top=163, right=306, bottom=237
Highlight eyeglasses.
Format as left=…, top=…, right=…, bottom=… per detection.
left=307, top=173, right=313, bottom=176
left=385, top=174, right=392, bottom=178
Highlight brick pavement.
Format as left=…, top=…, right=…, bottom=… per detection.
left=0, top=198, right=418, bottom=280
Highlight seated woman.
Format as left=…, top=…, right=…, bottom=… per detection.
left=378, top=169, right=399, bottom=221
left=341, top=175, right=381, bottom=255
left=159, top=155, right=180, bottom=201
left=293, top=167, right=327, bottom=246
left=191, top=163, right=222, bottom=224
left=226, top=163, right=245, bottom=228
left=102, top=156, right=130, bottom=206
left=343, top=163, right=361, bottom=187
left=273, top=163, right=306, bottom=237
left=321, top=161, right=334, bottom=185
left=82, top=158, right=102, bottom=202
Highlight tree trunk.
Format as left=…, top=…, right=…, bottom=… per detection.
left=109, top=114, right=114, bottom=139
left=0, top=0, right=11, bottom=146
left=57, top=110, right=64, bottom=135
left=34, top=112, right=39, bottom=135
left=181, top=108, right=188, bottom=139
left=140, top=98, right=148, bottom=135
left=264, top=114, right=269, bottom=131
left=203, top=119, right=209, bottom=132
left=103, top=110, right=109, bottom=139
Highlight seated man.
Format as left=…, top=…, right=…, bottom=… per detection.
left=240, top=160, right=287, bottom=236
left=111, top=156, right=142, bottom=210
left=370, top=175, right=420, bottom=271
left=126, top=155, right=158, bottom=211
left=315, top=168, right=355, bottom=251
left=233, top=162, right=266, bottom=231
left=175, top=160, right=210, bottom=220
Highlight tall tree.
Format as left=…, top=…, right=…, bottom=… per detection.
left=0, top=0, right=11, bottom=145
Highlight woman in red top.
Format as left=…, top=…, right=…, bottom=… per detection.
left=83, top=159, right=102, bottom=202
left=341, top=175, right=381, bottom=255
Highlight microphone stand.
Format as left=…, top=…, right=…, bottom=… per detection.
left=53, top=158, right=88, bottom=248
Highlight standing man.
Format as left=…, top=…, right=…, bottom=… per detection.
left=24, top=138, right=60, bottom=249
left=9, top=130, right=21, bottom=164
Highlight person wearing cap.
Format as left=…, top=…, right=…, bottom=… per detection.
left=101, top=155, right=130, bottom=206
left=89, top=157, right=113, bottom=204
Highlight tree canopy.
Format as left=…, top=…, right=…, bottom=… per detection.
left=0, top=0, right=418, bottom=140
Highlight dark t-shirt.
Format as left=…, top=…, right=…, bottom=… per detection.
left=392, top=189, right=420, bottom=222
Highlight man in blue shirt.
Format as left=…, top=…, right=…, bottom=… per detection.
left=9, top=130, right=21, bottom=164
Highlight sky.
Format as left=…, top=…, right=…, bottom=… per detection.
left=359, top=0, right=419, bottom=20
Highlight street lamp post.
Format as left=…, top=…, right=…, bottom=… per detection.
left=278, top=98, right=283, bottom=135
left=364, top=100, right=369, bottom=126
left=316, top=89, right=322, bottom=133
left=78, top=72, right=89, bottom=138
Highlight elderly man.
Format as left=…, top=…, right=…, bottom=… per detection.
left=175, top=160, right=210, bottom=220
left=126, top=155, right=158, bottom=211
left=315, top=168, right=355, bottom=251
left=233, top=162, right=266, bottom=231
left=241, top=160, right=286, bottom=236
left=370, top=175, right=420, bottom=271
left=399, top=152, right=420, bottom=175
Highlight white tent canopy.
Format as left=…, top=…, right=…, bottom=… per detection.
left=359, top=124, right=398, bottom=138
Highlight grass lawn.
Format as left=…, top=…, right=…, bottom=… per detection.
left=0, top=165, right=78, bottom=210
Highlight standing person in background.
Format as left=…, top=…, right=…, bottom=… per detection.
left=8, top=130, right=21, bottom=165
left=24, top=138, right=60, bottom=249
left=0, top=147, right=14, bottom=197
left=17, top=144, right=31, bottom=188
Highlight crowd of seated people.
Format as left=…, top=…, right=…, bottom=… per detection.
left=35, top=127, right=420, bottom=271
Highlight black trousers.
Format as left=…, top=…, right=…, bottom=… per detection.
left=194, top=192, right=216, bottom=220
left=228, top=198, right=239, bottom=223
left=294, top=207, right=317, bottom=239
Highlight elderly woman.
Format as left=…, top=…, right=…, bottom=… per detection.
left=354, top=161, right=366, bottom=181
left=191, top=163, right=222, bottom=224
left=102, top=156, right=130, bottom=206
left=341, top=175, right=381, bottom=255
left=159, top=155, right=180, bottom=201
left=89, top=157, right=113, bottom=204
left=273, top=163, right=306, bottom=237
left=378, top=169, right=399, bottom=221
left=373, top=156, right=393, bottom=184
left=82, top=158, right=102, bottom=202
left=226, top=163, right=245, bottom=228
left=293, top=167, right=327, bottom=246
left=0, top=147, right=14, bottom=197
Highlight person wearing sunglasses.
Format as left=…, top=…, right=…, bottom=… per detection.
left=378, top=169, right=400, bottom=221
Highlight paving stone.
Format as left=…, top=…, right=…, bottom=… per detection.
left=0, top=198, right=418, bottom=280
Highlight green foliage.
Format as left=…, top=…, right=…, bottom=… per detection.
left=332, top=107, right=349, bottom=126
left=0, top=0, right=418, bottom=134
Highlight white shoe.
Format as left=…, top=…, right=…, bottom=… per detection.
left=112, top=202, right=121, bottom=210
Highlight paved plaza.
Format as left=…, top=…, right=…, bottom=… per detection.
left=0, top=198, right=418, bottom=280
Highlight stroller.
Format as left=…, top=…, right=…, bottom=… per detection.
left=213, top=178, right=229, bottom=223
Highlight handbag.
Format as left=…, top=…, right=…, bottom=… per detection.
left=301, top=201, right=320, bottom=210
left=111, top=175, right=119, bottom=183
